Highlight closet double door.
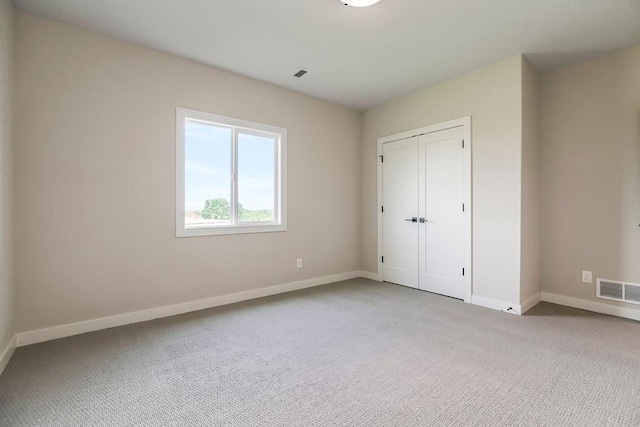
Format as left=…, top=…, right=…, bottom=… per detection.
left=382, top=126, right=466, bottom=299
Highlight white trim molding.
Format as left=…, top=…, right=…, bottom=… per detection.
left=359, top=271, right=381, bottom=281
left=0, top=334, right=17, bottom=376
left=471, top=295, right=521, bottom=315
left=521, top=293, right=542, bottom=314
left=17, top=271, right=360, bottom=347
left=541, top=292, right=640, bottom=322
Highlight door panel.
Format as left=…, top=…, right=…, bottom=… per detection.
left=419, top=127, right=464, bottom=298
left=382, top=137, right=419, bottom=288
left=382, top=126, right=466, bottom=299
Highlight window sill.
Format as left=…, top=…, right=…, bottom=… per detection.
left=177, top=223, right=287, bottom=237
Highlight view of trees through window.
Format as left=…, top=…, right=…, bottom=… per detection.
left=184, top=119, right=276, bottom=227
left=200, top=198, right=273, bottom=222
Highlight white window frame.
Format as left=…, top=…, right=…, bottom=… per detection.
left=176, top=107, right=287, bottom=237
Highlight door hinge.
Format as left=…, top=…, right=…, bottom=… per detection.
left=462, top=203, right=465, bottom=212
left=379, top=155, right=384, bottom=163
left=462, top=268, right=465, bottom=276
left=381, top=256, right=384, bottom=263
left=381, top=206, right=384, bottom=213
left=462, top=139, right=465, bottom=148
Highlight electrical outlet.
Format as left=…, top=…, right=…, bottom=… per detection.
left=296, top=258, right=303, bottom=269
left=582, top=270, right=593, bottom=284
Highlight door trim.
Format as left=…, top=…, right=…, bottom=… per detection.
left=377, top=116, right=472, bottom=303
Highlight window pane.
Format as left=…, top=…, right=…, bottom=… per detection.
left=184, top=120, right=232, bottom=227
left=237, top=133, right=276, bottom=223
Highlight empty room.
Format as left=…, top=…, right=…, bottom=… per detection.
left=1, top=0, right=639, bottom=425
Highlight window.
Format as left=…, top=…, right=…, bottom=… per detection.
left=176, top=108, right=287, bottom=237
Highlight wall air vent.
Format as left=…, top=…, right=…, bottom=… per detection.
left=294, top=69, right=308, bottom=78
left=625, top=284, right=640, bottom=303
left=596, top=279, right=640, bottom=306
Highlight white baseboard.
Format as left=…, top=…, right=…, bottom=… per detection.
left=359, top=271, right=380, bottom=281
left=0, top=334, right=17, bottom=376
left=17, top=271, right=360, bottom=347
left=541, top=292, right=640, bottom=322
left=362, top=274, right=528, bottom=316
left=521, top=292, right=542, bottom=314
left=471, top=295, right=521, bottom=315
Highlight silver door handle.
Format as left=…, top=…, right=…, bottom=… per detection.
left=404, top=217, right=418, bottom=223
left=419, top=218, right=431, bottom=223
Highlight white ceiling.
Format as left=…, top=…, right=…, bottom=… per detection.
left=13, top=0, right=640, bottom=111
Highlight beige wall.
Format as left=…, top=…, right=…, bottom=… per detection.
left=11, top=8, right=637, bottom=335
left=520, top=58, right=541, bottom=303
left=0, top=0, right=15, bottom=354
left=362, top=56, right=524, bottom=305
left=14, top=13, right=362, bottom=333
left=541, top=46, right=640, bottom=308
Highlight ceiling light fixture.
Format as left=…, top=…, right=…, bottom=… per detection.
left=340, top=0, right=382, bottom=7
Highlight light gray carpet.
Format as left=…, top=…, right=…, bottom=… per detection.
left=1, top=278, right=639, bottom=426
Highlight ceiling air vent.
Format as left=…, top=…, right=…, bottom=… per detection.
left=597, top=279, right=640, bottom=306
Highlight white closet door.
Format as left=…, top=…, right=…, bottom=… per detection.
left=382, top=137, right=419, bottom=288
left=418, top=127, right=465, bottom=299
